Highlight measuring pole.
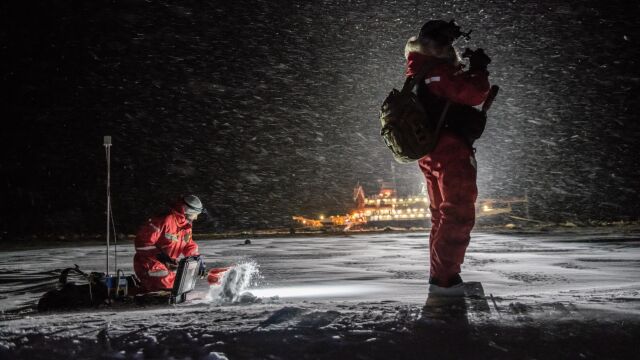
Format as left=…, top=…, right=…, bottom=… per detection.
left=524, top=189, right=530, bottom=220
left=104, top=136, right=112, bottom=276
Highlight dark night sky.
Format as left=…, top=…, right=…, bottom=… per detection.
left=2, top=0, right=639, bottom=237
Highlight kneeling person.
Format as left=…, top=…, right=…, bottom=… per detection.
left=133, top=195, right=207, bottom=292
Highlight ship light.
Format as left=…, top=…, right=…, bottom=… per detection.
left=483, top=205, right=492, bottom=212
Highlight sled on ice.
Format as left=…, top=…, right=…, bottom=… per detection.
left=37, top=257, right=229, bottom=311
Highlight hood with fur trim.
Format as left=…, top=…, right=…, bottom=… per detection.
left=404, top=36, right=461, bottom=65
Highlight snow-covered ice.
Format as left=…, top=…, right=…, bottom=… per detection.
left=1, top=230, right=639, bottom=359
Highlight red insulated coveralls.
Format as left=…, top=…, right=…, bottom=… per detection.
left=133, top=202, right=200, bottom=291
left=406, top=41, right=490, bottom=287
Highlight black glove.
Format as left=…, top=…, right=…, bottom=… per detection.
left=463, top=48, right=491, bottom=72
left=156, top=252, right=178, bottom=271
left=194, top=255, right=207, bottom=278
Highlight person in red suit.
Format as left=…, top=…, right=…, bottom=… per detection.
left=133, top=195, right=207, bottom=292
left=405, top=20, right=492, bottom=295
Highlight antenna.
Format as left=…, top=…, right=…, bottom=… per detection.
left=390, top=162, right=397, bottom=193
left=103, top=136, right=112, bottom=276
left=524, top=189, right=530, bottom=220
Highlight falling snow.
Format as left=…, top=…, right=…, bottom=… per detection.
left=3, top=0, right=639, bottom=236
left=2, top=0, right=640, bottom=358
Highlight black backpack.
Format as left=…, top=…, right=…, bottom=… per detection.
left=380, top=62, right=499, bottom=163
left=379, top=61, right=450, bottom=163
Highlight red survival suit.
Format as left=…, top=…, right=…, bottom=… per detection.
left=405, top=37, right=491, bottom=287
left=134, top=202, right=200, bottom=291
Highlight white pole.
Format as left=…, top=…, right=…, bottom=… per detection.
left=104, top=136, right=112, bottom=276
left=525, top=189, right=530, bottom=220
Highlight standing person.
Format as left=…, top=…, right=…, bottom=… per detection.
left=133, top=195, right=207, bottom=292
left=404, top=20, right=492, bottom=295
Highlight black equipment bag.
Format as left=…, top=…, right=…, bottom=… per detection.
left=379, top=61, right=449, bottom=164
left=37, top=265, right=143, bottom=311
left=444, top=85, right=499, bottom=145
left=37, top=265, right=109, bottom=311
left=441, top=102, right=487, bottom=145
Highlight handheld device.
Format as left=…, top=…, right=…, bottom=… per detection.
left=170, top=257, right=200, bottom=304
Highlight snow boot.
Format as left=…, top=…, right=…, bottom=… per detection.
left=428, top=274, right=465, bottom=297
left=428, top=283, right=466, bottom=297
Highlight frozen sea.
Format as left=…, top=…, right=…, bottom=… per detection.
left=1, top=230, right=639, bottom=359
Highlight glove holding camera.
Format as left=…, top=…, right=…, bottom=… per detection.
left=194, top=255, right=207, bottom=278
left=462, top=48, right=491, bottom=73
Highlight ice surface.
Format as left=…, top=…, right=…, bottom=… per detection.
left=2, top=232, right=640, bottom=312
left=1, top=231, right=639, bottom=358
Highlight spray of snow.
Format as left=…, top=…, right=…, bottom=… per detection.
left=207, top=261, right=261, bottom=304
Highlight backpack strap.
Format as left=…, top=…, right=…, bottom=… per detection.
left=434, top=101, right=451, bottom=139
left=400, top=59, right=445, bottom=94
left=401, top=59, right=451, bottom=138
left=59, top=264, right=89, bottom=285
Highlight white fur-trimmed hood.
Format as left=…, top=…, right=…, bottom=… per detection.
left=404, top=36, right=426, bottom=59
left=404, top=36, right=461, bottom=65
